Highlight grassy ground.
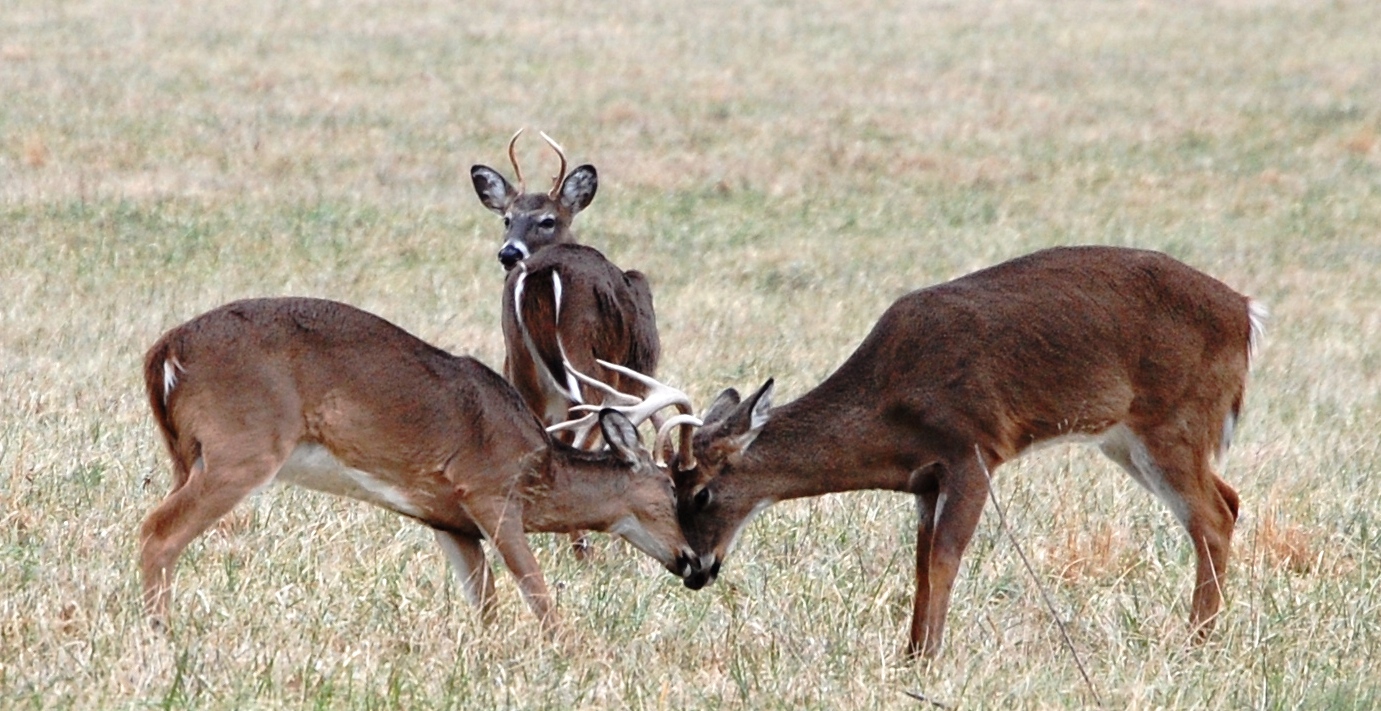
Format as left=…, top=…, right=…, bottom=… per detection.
left=2, top=0, right=1380, bottom=707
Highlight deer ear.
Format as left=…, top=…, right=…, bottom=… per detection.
left=559, top=165, right=597, bottom=215
left=746, top=379, right=774, bottom=431
left=599, top=408, right=643, bottom=465
left=721, top=379, right=773, bottom=454
left=471, top=165, right=516, bottom=214
left=701, top=388, right=742, bottom=427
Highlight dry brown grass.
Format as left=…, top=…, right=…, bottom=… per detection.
left=3, top=0, right=1381, bottom=708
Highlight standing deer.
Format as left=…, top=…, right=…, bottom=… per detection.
left=473, top=132, right=665, bottom=557
left=140, top=297, right=696, bottom=636
left=673, top=246, right=1265, bottom=658
left=471, top=130, right=661, bottom=429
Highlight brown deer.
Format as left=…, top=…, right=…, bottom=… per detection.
left=140, top=297, right=696, bottom=636
left=473, top=133, right=665, bottom=562
left=471, top=131, right=661, bottom=431
left=673, top=246, right=1265, bottom=658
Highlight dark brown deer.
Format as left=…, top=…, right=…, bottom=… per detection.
left=473, top=132, right=666, bottom=556
left=673, top=246, right=1265, bottom=657
left=140, top=297, right=696, bottom=636
left=472, top=132, right=662, bottom=437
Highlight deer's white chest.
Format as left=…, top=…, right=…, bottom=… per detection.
left=274, top=443, right=423, bottom=518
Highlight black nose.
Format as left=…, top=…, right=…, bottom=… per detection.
left=498, top=245, right=524, bottom=269
left=682, top=559, right=721, bottom=591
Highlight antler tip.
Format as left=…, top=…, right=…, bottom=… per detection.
left=539, top=131, right=569, bottom=196
left=506, top=128, right=527, bottom=191
left=537, top=130, right=564, bottom=152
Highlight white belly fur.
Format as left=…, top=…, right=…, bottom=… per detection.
left=1017, top=423, right=1190, bottom=528
left=274, top=443, right=423, bottom=518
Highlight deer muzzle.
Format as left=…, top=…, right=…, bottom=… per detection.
left=681, top=553, right=721, bottom=590
left=498, top=242, right=527, bottom=270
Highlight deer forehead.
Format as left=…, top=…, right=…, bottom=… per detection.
left=507, top=211, right=559, bottom=225
left=510, top=193, right=566, bottom=215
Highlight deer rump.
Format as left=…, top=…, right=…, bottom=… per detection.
left=502, top=243, right=660, bottom=428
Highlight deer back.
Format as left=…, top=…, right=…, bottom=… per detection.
left=502, top=243, right=660, bottom=426
left=801, top=246, right=1254, bottom=461
left=144, top=298, right=550, bottom=514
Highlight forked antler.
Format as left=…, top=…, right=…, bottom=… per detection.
left=507, top=127, right=527, bottom=193
left=545, top=360, right=701, bottom=466
left=539, top=131, right=568, bottom=198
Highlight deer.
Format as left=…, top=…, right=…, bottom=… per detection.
left=672, top=245, right=1266, bottom=658
left=471, top=130, right=660, bottom=427
left=139, top=296, right=699, bottom=637
left=473, top=131, right=664, bottom=555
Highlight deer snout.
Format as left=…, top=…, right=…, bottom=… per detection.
left=498, top=243, right=527, bottom=270
left=672, top=547, right=698, bottom=580
left=682, top=553, right=720, bottom=590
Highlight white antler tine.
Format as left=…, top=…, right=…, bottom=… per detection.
left=546, top=412, right=602, bottom=451
left=563, top=360, right=641, bottom=406
left=545, top=412, right=597, bottom=435
left=593, top=359, right=658, bottom=387
left=594, top=359, right=693, bottom=411
left=654, top=413, right=704, bottom=467
left=507, top=127, right=526, bottom=193
left=604, top=391, right=643, bottom=407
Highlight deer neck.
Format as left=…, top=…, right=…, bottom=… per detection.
left=735, top=387, right=920, bottom=501
left=521, top=449, right=633, bottom=533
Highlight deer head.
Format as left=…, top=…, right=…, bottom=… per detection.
left=471, top=129, right=598, bottom=270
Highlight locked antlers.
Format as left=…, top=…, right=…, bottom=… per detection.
left=545, top=360, right=701, bottom=468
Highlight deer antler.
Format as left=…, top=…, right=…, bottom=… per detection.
left=507, top=127, right=527, bottom=193
left=539, top=131, right=568, bottom=198
left=559, top=363, right=642, bottom=408
left=545, top=360, right=699, bottom=458
left=656, top=413, right=703, bottom=469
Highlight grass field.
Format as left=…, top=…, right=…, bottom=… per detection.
left=3, top=0, right=1380, bottom=707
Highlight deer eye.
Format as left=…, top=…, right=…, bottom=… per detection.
left=539, top=217, right=556, bottom=229
left=693, top=487, right=712, bottom=510
left=502, top=216, right=512, bottom=228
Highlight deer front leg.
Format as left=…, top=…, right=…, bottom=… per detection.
left=909, top=458, right=990, bottom=658
left=433, top=530, right=497, bottom=622
left=461, top=496, right=560, bottom=635
left=908, top=487, right=940, bottom=658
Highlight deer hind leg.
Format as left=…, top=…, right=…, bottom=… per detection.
left=139, top=438, right=291, bottom=632
left=433, top=529, right=497, bottom=622
left=909, top=456, right=990, bottom=658
left=1124, top=424, right=1238, bottom=638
